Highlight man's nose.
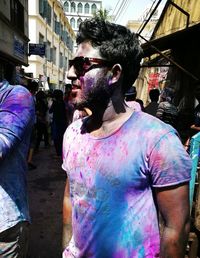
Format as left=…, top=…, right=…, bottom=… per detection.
left=67, top=66, right=77, bottom=80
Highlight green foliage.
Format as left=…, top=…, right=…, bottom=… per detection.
left=93, top=8, right=113, bottom=22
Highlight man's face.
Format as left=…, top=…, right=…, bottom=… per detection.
left=67, top=41, right=111, bottom=110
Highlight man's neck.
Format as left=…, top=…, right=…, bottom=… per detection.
left=90, top=104, right=134, bottom=138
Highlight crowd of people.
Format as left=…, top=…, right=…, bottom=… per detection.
left=0, top=16, right=195, bottom=258
left=25, top=82, right=76, bottom=170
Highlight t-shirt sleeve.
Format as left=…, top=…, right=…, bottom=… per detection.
left=62, top=120, right=81, bottom=174
left=0, top=85, right=35, bottom=160
left=62, top=128, right=70, bottom=173
left=148, top=131, right=192, bottom=187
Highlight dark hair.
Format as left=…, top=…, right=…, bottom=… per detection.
left=27, top=80, right=39, bottom=94
left=53, top=89, right=63, bottom=100
left=161, top=87, right=175, bottom=102
left=4, top=63, right=15, bottom=84
left=76, top=17, right=143, bottom=94
left=149, top=88, right=160, bottom=102
left=36, top=90, right=46, bottom=100
left=125, top=86, right=137, bottom=101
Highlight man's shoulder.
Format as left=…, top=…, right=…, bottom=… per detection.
left=132, top=111, right=176, bottom=136
left=2, top=83, right=31, bottom=98
left=65, top=119, right=82, bottom=136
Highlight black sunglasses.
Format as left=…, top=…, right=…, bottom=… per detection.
left=69, top=56, right=112, bottom=76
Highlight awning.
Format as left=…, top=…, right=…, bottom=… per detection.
left=141, top=23, right=200, bottom=57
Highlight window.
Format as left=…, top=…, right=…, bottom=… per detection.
left=70, top=2, right=76, bottom=13
left=60, top=24, right=64, bottom=37
left=70, top=18, right=75, bottom=29
left=77, top=18, right=82, bottom=29
left=11, top=0, right=24, bottom=33
left=39, top=0, right=44, bottom=16
left=39, top=0, right=51, bottom=26
left=46, top=40, right=51, bottom=62
left=64, top=57, right=68, bottom=69
left=53, top=12, right=57, bottom=32
left=77, top=3, right=82, bottom=13
left=64, top=1, right=69, bottom=12
left=84, top=3, right=89, bottom=14
left=46, top=2, right=52, bottom=26
left=59, top=52, right=63, bottom=68
left=91, top=4, right=97, bottom=14
left=39, top=33, right=44, bottom=44
left=53, top=46, right=56, bottom=65
left=55, top=21, right=61, bottom=35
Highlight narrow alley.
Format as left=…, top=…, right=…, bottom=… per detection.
left=27, top=145, right=66, bottom=258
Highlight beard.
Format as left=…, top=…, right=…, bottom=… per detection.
left=76, top=76, right=125, bottom=134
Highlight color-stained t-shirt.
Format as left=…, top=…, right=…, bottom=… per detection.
left=0, top=80, right=35, bottom=233
left=62, top=111, right=192, bottom=258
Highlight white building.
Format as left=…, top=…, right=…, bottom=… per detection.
left=61, top=0, right=102, bottom=35
left=24, top=0, right=75, bottom=90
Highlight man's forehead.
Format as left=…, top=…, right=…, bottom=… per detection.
left=75, top=41, right=101, bottom=58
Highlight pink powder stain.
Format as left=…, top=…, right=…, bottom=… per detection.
left=113, top=250, right=126, bottom=258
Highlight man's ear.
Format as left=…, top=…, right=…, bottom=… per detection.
left=109, top=64, right=122, bottom=84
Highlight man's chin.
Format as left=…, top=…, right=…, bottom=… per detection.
left=75, top=99, right=88, bottom=111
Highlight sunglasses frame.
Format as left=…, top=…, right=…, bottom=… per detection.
left=69, top=56, right=112, bottom=76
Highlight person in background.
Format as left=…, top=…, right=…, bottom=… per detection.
left=64, top=84, right=75, bottom=125
left=0, top=63, right=35, bottom=257
left=135, top=98, right=145, bottom=111
left=156, top=87, right=178, bottom=129
left=62, top=17, right=192, bottom=257
left=145, top=88, right=160, bottom=116
left=35, top=90, right=49, bottom=151
left=125, top=86, right=141, bottom=112
left=26, top=80, right=38, bottom=170
left=184, top=103, right=200, bottom=151
left=49, top=89, right=67, bottom=156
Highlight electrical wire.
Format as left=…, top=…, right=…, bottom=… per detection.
left=111, top=0, right=123, bottom=16
left=114, top=0, right=130, bottom=22
left=136, top=0, right=162, bottom=34
left=115, top=0, right=133, bottom=23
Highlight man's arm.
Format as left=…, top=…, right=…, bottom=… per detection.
left=62, top=178, right=72, bottom=250
left=190, top=124, right=200, bottom=131
left=155, top=182, right=190, bottom=258
left=0, top=85, right=34, bottom=161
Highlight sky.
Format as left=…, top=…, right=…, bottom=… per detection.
left=102, top=0, right=167, bottom=26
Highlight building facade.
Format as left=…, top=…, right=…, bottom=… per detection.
left=24, top=0, right=75, bottom=90
left=0, top=0, right=29, bottom=81
left=61, top=0, right=102, bottom=35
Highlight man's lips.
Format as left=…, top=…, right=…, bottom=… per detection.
left=72, top=84, right=81, bottom=90
left=71, top=85, right=82, bottom=99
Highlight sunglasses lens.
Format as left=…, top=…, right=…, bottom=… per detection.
left=69, top=57, right=86, bottom=74
left=69, top=57, right=107, bottom=75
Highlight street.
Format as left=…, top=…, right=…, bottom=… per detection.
left=27, top=145, right=66, bottom=258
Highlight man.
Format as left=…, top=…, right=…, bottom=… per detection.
left=0, top=64, right=35, bottom=257
left=156, top=87, right=178, bottom=129
left=125, top=86, right=141, bottom=112
left=62, top=17, right=192, bottom=257
left=144, top=88, right=160, bottom=116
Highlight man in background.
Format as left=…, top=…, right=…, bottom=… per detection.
left=144, top=88, right=160, bottom=116
left=125, top=86, right=141, bottom=111
left=0, top=64, right=35, bottom=257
